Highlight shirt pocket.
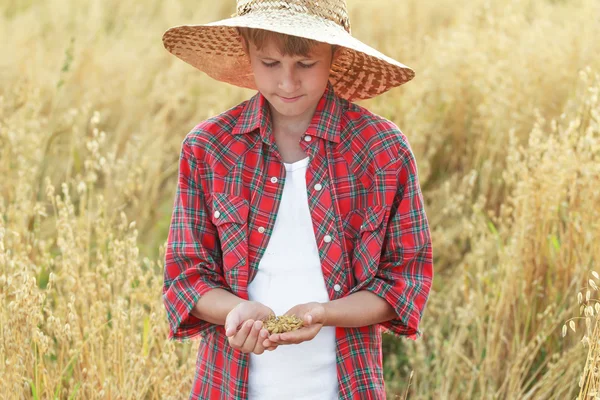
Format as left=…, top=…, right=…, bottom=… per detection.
left=209, top=192, right=249, bottom=274
left=347, top=205, right=388, bottom=289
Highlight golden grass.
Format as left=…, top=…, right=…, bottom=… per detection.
left=1, top=0, right=599, bottom=398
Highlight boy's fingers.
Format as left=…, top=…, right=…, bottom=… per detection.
left=269, top=333, right=295, bottom=343
left=241, top=320, right=262, bottom=353
left=252, top=328, right=269, bottom=355
left=225, top=323, right=237, bottom=337
left=304, top=313, right=312, bottom=325
left=262, top=337, right=275, bottom=347
left=269, top=326, right=317, bottom=345
left=258, top=328, right=269, bottom=344
left=280, top=332, right=298, bottom=344
left=225, top=313, right=241, bottom=337
left=262, top=331, right=278, bottom=350
left=230, top=319, right=253, bottom=348
left=269, top=334, right=280, bottom=343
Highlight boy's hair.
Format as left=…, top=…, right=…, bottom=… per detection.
left=237, top=27, right=338, bottom=58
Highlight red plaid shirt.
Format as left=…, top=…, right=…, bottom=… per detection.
left=163, top=82, right=433, bottom=399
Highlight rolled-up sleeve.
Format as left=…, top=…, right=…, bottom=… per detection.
left=362, top=144, right=433, bottom=341
left=163, top=138, right=229, bottom=341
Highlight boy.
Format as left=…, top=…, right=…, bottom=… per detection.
left=162, top=1, right=433, bottom=399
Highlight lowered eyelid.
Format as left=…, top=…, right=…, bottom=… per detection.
left=261, top=61, right=316, bottom=68
left=260, top=56, right=315, bottom=62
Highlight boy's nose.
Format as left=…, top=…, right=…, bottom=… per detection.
left=278, top=69, right=300, bottom=93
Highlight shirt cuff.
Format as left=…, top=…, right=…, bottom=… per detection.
left=361, top=277, right=425, bottom=341
left=163, top=273, right=228, bottom=342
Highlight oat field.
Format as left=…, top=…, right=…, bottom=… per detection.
left=1, top=0, right=600, bottom=398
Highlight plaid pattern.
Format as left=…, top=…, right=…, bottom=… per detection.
left=163, top=82, right=433, bottom=399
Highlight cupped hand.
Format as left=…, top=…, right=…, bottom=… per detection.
left=268, top=302, right=327, bottom=346
left=225, top=301, right=279, bottom=354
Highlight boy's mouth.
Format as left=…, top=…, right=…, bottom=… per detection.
left=278, top=94, right=303, bottom=103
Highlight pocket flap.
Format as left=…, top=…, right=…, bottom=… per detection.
left=210, top=192, right=249, bottom=226
left=359, top=205, right=387, bottom=233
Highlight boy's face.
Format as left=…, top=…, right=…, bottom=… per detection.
left=242, top=37, right=335, bottom=123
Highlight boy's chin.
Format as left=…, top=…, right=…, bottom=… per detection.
left=268, top=102, right=310, bottom=118
left=275, top=106, right=306, bottom=116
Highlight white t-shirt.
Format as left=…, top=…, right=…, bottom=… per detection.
left=247, top=156, right=339, bottom=400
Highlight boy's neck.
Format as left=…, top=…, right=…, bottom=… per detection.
left=268, top=102, right=318, bottom=141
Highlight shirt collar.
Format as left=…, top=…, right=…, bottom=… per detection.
left=231, top=81, right=342, bottom=144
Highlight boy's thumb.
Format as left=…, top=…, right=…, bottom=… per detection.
left=304, top=313, right=313, bottom=325
left=225, top=314, right=240, bottom=337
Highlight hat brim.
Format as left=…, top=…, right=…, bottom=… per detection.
left=162, top=10, right=415, bottom=101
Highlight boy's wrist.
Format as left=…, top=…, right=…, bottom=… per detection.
left=192, top=288, right=247, bottom=326
left=228, top=298, right=250, bottom=316
left=320, top=301, right=332, bottom=326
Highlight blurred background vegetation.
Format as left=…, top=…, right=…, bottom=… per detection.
left=1, top=0, right=599, bottom=398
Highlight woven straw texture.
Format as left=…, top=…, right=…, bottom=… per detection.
left=162, top=0, right=415, bottom=101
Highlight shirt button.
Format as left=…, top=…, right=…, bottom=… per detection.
left=304, top=135, right=312, bottom=142
left=324, top=235, right=332, bottom=243
left=213, top=211, right=221, bottom=218
left=334, top=284, right=341, bottom=292
left=270, top=176, right=278, bottom=184
left=258, top=226, right=265, bottom=233
left=314, top=183, right=322, bottom=191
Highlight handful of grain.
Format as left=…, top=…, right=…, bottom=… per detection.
left=262, top=314, right=304, bottom=334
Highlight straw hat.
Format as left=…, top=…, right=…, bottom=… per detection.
left=162, top=0, right=415, bottom=101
